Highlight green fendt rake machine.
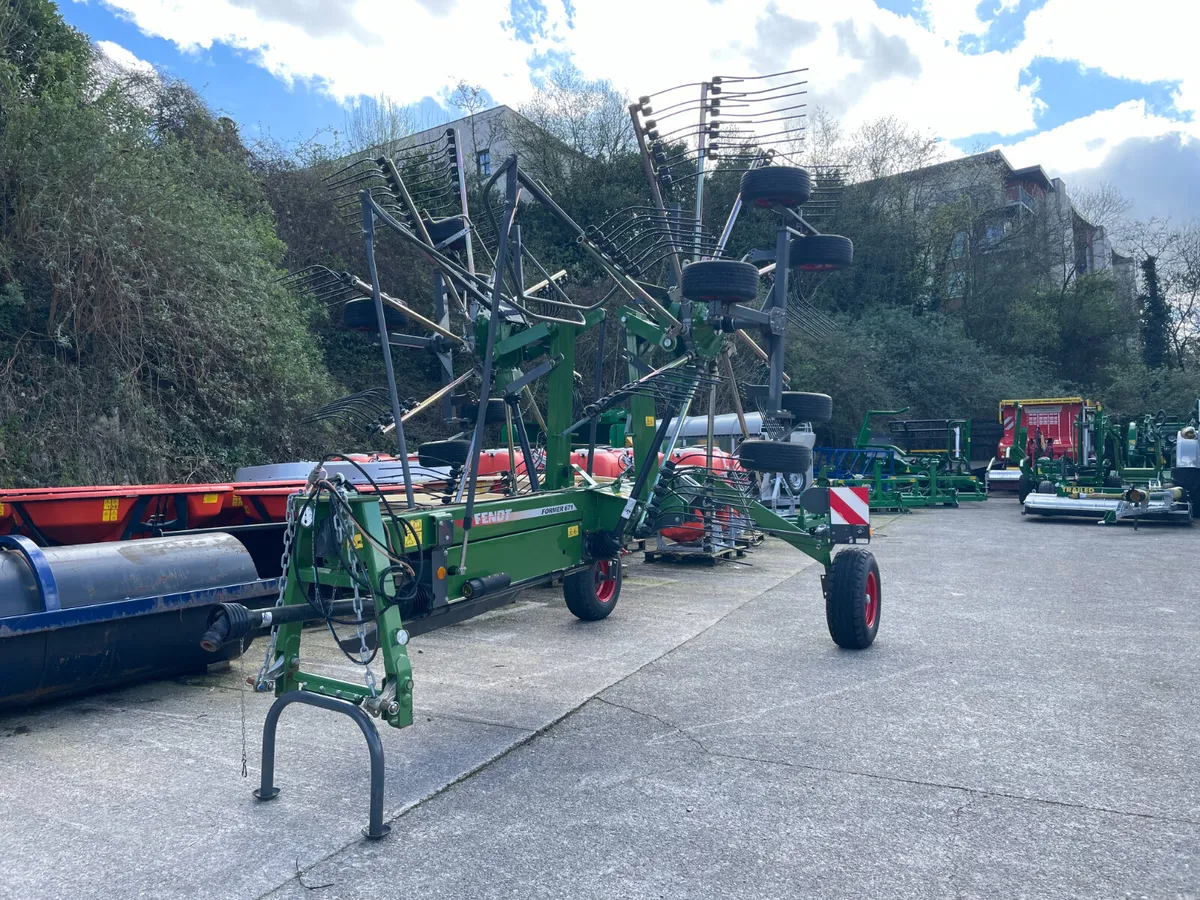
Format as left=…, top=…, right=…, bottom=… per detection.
left=199, top=71, right=881, bottom=837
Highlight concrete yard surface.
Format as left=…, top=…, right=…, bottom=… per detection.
left=2, top=501, right=1197, bottom=899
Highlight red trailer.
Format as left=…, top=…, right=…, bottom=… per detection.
left=988, top=397, right=1092, bottom=492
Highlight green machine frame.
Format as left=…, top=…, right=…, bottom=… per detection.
left=201, top=100, right=882, bottom=835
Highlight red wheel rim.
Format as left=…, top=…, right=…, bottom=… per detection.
left=594, top=559, right=618, bottom=603
left=864, top=571, right=879, bottom=629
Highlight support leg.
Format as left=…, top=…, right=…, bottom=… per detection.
left=254, top=692, right=391, bottom=840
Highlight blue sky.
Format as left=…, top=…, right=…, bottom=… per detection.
left=66, top=0, right=1199, bottom=220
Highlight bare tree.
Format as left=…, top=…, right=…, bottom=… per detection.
left=1071, top=181, right=1133, bottom=240
left=343, top=93, right=419, bottom=155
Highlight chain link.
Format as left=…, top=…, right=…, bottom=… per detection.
left=255, top=493, right=298, bottom=691
left=333, top=499, right=378, bottom=697
left=253, top=484, right=378, bottom=697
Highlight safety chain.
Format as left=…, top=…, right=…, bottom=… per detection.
left=331, top=498, right=378, bottom=697
left=254, top=492, right=299, bottom=691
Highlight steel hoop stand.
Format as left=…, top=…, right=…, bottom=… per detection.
left=253, top=691, right=391, bottom=839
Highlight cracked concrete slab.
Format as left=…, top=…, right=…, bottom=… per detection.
left=5, top=501, right=1197, bottom=898
left=263, top=503, right=1199, bottom=899
left=0, top=520, right=829, bottom=900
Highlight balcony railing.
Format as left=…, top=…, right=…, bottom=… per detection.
left=1005, top=185, right=1036, bottom=213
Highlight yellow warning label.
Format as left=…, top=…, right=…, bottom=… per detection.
left=352, top=533, right=363, bottom=550
left=102, top=497, right=120, bottom=522
left=567, top=524, right=580, bottom=538
left=403, top=519, right=423, bottom=549
left=231, top=494, right=244, bottom=508
left=202, top=493, right=219, bottom=504
left=645, top=415, right=655, bottom=427
left=0, top=502, right=6, bottom=516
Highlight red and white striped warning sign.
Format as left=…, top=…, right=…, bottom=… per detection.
left=829, top=486, right=870, bottom=526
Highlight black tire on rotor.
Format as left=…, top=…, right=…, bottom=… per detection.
left=342, top=298, right=408, bottom=332
left=736, top=439, right=813, bottom=474
left=780, top=391, right=833, bottom=423
left=1037, top=480, right=1055, bottom=494
left=740, top=166, right=811, bottom=208
left=681, top=260, right=761, bottom=304
left=563, top=558, right=622, bottom=621
left=825, top=547, right=881, bottom=650
left=424, top=216, right=467, bottom=252
left=417, top=439, right=472, bottom=468
left=458, top=397, right=508, bottom=425
left=789, top=234, right=854, bottom=271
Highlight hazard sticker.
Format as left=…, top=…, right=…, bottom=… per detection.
left=202, top=493, right=219, bottom=504
left=567, top=524, right=580, bottom=538
left=403, top=519, right=423, bottom=549
left=829, top=487, right=870, bottom=526
left=102, top=497, right=120, bottom=523
left=829, top=486, right=870, bottom=544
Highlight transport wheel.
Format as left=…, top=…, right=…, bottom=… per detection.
left=342, top=298, right=407, bottom=332
left=740, top=165, right=811, bottom=208
left=563, top=558, right=622, bottom=620
left=825, top=548, right=881, bottom=650
left=417, top=439, right=472, bottom=468
left=1037, top=480, right=1055, bottom=494
left=780, top=391, right=833, bottom=423
left=457, top=397, right=507, bottom=424
left=681, top=260, right=760, bottom=304
left=789, top=235, right=854, bottom=271
left=736, top=439, right=812, bottom=474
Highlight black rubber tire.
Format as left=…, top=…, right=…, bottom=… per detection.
left=780, top=391, right=833, bottom=423
left=425, top=216, right=467, bottom=251
left=789, top=234, right=854, bottom=271
left=457, top=398, right=508, bottom=425
left=563, top=558, right=622, bottom=621
left=343, top=298, right=407, bottom=332
left=417, top=439, right=472, bottom=468
left=741, top=165, right=811, bottom=208
left=825, top=547, right=881, bottom=650
left=1037, top=480, right=1055, bottom=494
left=736, top=439, right=813, bottom=474
left=681, top=260, right=760, bottom=304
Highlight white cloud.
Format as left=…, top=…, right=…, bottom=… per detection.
left=996, top=100, right=1199, bottom=173
left=84, top=0, right=1198, bottom=197
left=89, top=0, right=1047, bottom=141
left=1021, top=0, right=1200, bottom=116
left=96, top=39, right=154, bottom=74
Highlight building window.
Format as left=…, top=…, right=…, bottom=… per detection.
left=476, top=148, right=491, bottom=177
left=946, top=271, right=966, bottom=298
left=950, top=231, right=967, bottom=259
left=1075, top=242, right=1090, bottom=274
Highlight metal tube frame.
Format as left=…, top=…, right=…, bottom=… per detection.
left=254, top=691, right=391, bottom=840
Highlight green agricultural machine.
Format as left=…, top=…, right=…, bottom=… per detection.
left=1019, top=400, right=1199, bottom=524
left=198, top=71, right=884, bottom=837
left=815, top=409, right=987, bottom=512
